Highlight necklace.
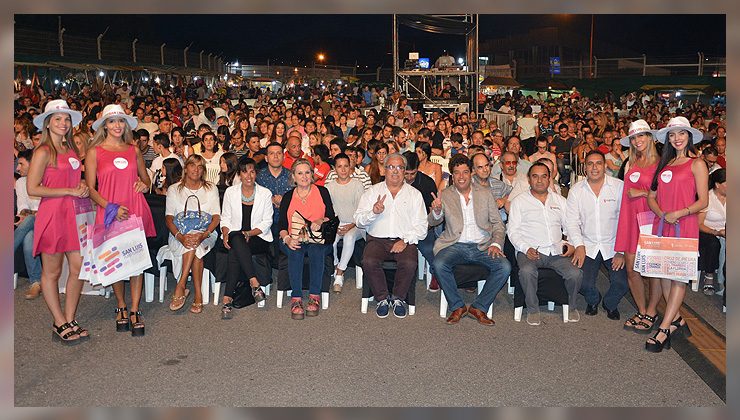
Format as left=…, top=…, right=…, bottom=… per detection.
left=295, top=186, right=311, bottom=203
left=241, top=187, right=256, bottom=203
left=183, top=183, right=202, bottom=196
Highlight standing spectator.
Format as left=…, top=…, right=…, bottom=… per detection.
left=277, top=159, right=336, bottom=319
left=552, top=123, right=575, bottom=188
left=644, top=117, right=708, bottom=352
left=516, top=106, right=539, bottom=156
left=325, top=153, right=366, bottom=293
left=698, top=168, right=726, bottom=295
left=615, top=120, right=662, bottom=333
left=354, top=153, right=428, bottom=319
left=256, top=142, right=293, bottom=271
left=86, top=104, right=155, bottom=336
left=28, top=100, right=89, bottom=344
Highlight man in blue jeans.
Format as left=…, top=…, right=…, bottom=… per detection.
left=565, top=150, right=628, bottom=320
left=429, top=154, right=511, bottom=325
left=14, top=150, right=42, bottom=299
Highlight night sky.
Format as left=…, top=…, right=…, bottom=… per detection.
left=15, top=14, right=725, bottom=68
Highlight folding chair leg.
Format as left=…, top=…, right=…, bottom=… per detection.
left=264, top=284, right=271, bottom=296
left=201, top=269, right=211, bottom=305
left=361, top=297, right=369, bottom=313
left=562, top=304, right=569, bottom=323
left=159, top=266, right=167, bottom=303
left=276, top=290, right=284, bottom=308
left=408, top=305, right=415, bottom=316
left=355, top=266, right=363, bottom=289
left=321, top=292, right=329, bottom=310
left=144, top=273, right=154, bottom=303
left=439, top=291, right=448, bottom=318
left=212, top=282, right=221, bottom=305
left=14, top=273, right=18, bottom=290
left=417, top=251, right=424, bottom=280
left=104, top=286, right=112, bottom=299
left=691, top=279, right=699, bottom=292
left=507, top=276, right=514, bottom=295
left=547, top=301, right=555, bottom=311
left=514, top=306, right=523, bottom=322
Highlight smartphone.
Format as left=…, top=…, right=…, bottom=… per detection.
left=562, top=244, right=569, bottom=254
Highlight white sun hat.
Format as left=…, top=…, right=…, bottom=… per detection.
left=32, top=99, right=83, bottom=130
left=656, top=116, right=704, bottom=144
left=91, top=104, right=138, bottom=132
left=619, top=119, right=657, bottom=147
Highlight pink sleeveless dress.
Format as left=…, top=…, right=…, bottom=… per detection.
left=93, top=145, right=155, bottom=237
left=615, top=162, right=657, bottom=253
left=652, top=159, right=699, bottom=239
left=33, top=148, right=84, bottom=255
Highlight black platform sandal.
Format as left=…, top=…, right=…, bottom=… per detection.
left=115, top=307, right=130, bottom=332
left=623, top=312, right=644, bottom=330
left=671, top=316, right=692, bottom=338
left=52, top=322, right=81, bottom=346
left=634, top=313, right=659, bottom=334
left=130, top=310, right=145, bottom=337
left=645, top=327, right=671, bottom=352
left=69, top=320, right=90, bottom=340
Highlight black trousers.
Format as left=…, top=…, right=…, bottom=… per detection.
left=698, top=231, right=721, bottom=273
left=225, top=232, right=268, bottom=297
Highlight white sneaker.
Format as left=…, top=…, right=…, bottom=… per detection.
left=568, top=308, right=580, bottom=323
left=526, top=311, right=541, bottom=326
left=332, top=275, right=344, bottom=293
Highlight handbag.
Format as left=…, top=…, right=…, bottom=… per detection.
left=173, top=194, right=212, bottom=234
left=231, top=281, right=255, bottom=309
left=293, top=211, right=339, bottom=245
left=634, top=217, right=699, bottom=283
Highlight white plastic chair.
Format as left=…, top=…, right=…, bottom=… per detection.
left=154, top=244, right=211, bottom=305
left=514, top=302, right=569, bottom=323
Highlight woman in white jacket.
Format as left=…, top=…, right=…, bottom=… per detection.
left=219, top=157, right=274, bottom=319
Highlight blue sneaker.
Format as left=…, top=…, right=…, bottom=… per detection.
left=376, top=298, right=390, bottom=318
left=392, top=298, right=407, bottom=319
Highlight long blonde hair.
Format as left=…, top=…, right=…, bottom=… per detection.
left=177, top=154, right=213, bottom=191
left=627, top=132, right=659, bottom=167
left=38, top=113, right=80, bottom=167
left=88, top=116, right=135, bottom=149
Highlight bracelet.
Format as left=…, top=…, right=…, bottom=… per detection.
left=685, top=207, right=691, bottom=216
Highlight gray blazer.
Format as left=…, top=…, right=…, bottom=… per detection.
left=428, top=182, right=506, bottom=255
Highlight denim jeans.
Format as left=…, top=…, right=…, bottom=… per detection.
left=417, top=227, right=439, bottom=276
left=13, top=215, right=41, bottom=283
left=280, top=241, right=328, bottom=298
left=433, top=243, right=512, bottom=313
left=579, top=251, right=628, bottom=311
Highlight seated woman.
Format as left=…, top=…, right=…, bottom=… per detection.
left=278, top=158, right=336, bottom=320
left=217, top=152, right=240, bottom=189
left=364, top=142, right=388, bottom=185
left=165, top=155, right=221, bottom=314
left=153, top=157, right=183, bottom=196
left=417, top=141, right=443, bottom=190
left=698, top=168, right=726, bottom=295
left=219, top=157, right=274, bottom=319
left=195, top=131, right=223, bottom=185
left=325, top=153, right=365, bottom=293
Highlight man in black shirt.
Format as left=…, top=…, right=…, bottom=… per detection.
left=403, top=151, right=441, bottom=291
left=551, top=123, right=575, bottom=187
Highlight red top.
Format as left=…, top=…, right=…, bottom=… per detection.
left=652, top=158, right=699, bottom=239
left=615, top=162, right=657, bottom=253
left=93, top=145, right=155, bottom=237
left=313, top=162, right=331, bottom=186
left=283, top=152, right=314, bottom=170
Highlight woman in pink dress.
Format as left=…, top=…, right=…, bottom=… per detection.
left=644, top=117, right=708, bottom=352
left=86, top=104, right=155, bottom=337
left=615, top=120, right=662, bottom=333
left=28, top=100, right=90, bottom=345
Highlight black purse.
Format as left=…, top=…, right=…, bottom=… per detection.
left=295, top=211, right=339, bottom=245
left=231, top=281, right=255, bottom=309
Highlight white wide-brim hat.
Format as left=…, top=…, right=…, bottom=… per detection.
left=656, top=116, right=704, bottom=144
left=619, top=119, right=657, bottom=147
left=92, top=104, right=138, bottom=132
left=33, top=99, right=83, bottom=130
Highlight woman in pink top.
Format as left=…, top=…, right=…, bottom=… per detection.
left=86, top=104, right=154, bottom=337
left=615, top=120, right=662, bottom=333
left=644, top=117, right=708, bottom=352
left=28, top=100, right=90, bottom=345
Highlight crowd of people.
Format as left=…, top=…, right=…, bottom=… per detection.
left=14, top=79, right=726, bottom=353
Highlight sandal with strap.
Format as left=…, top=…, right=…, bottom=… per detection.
left=634, top=313, right=659, bottom=334
left=645, top=327, right=671, bottom=352
left=670, top=316, right=692, bottom=338
left=52, top=322, right=81, bottom=345
left=221, top=303, right=233, bottom=320
left=169, top=288, right=190, bottom=311
left=252, top=286, right=266, bottom=303
left=69, top=320, right=90, bottom=340
left=189, top=302, right=204, bottom=314
left=115, top=307, right=130, bottom=332
left=291, top=298, right=305, bottom=320
left=305, top=294, right=320, bottom=317
left=623, top=312, right=644, bottom=330
left=130, top=311, right=145, bottom=337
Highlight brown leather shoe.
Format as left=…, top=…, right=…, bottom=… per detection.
left=468, top=307, right=495, bottom=326
left=446, top=305, right=468, bottom=324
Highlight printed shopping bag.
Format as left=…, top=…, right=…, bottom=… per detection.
left=634, top=217, right=698, bottom=283
left=88, top=215, right=152, bottom=287
left=74, top=198, right=96, bottom=281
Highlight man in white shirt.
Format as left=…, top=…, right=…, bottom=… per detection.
left=354, top=153, right=428, bottom=319
left=14, top=150, right=42, bottom=299
left=566, top=151, right=627, bottom=320
left=429, top=154, right=511, bottom=325
left=507, top=162, right=583, bottom=325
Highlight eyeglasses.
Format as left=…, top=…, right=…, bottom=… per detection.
left=385, top=164, right=405, bottom=172
left=503, top=161, right=518, bottom=166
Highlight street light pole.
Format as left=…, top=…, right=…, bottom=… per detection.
left=589, top=15, right=594, bottom=78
